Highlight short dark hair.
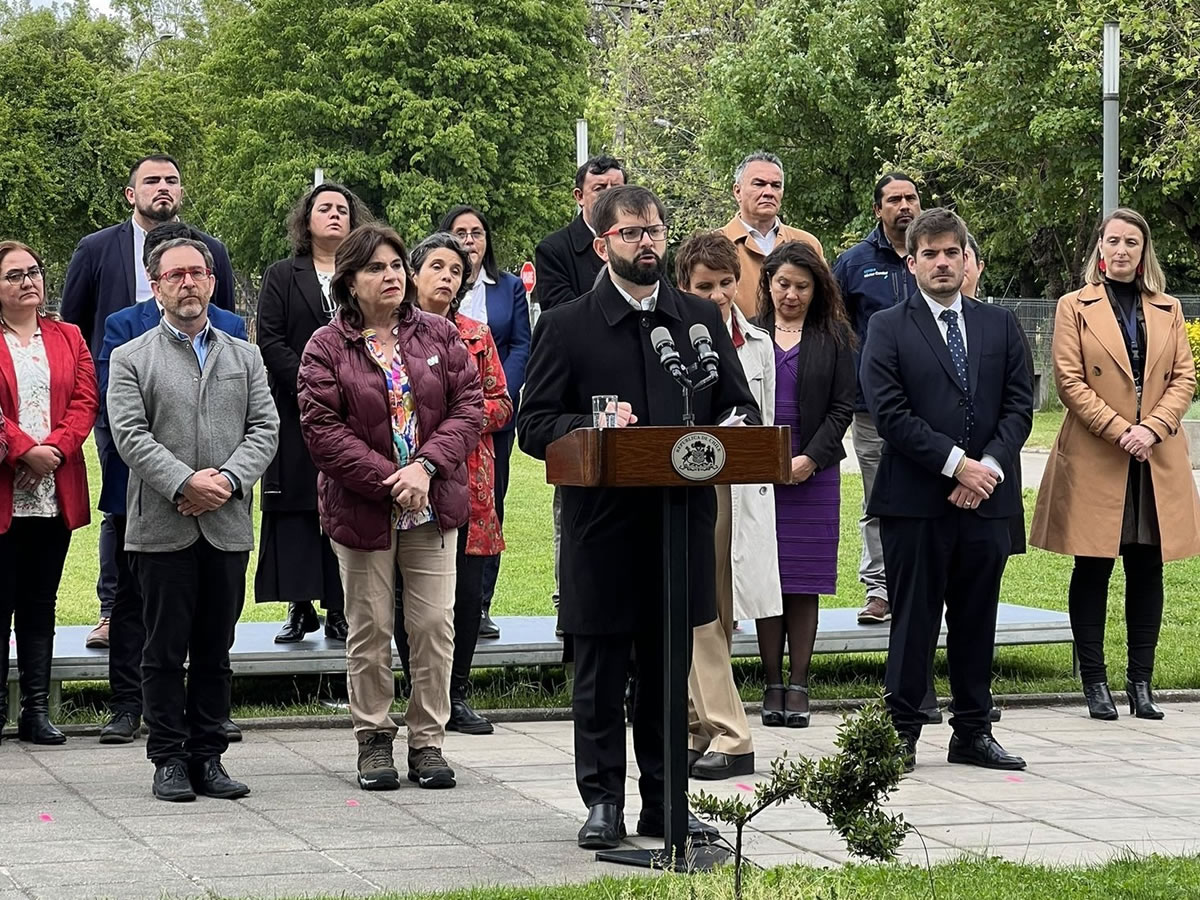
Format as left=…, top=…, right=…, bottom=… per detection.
left=574, top=155, right=625, bottom=191
left=966, top=232, right=983, bottom=266
left=144, top=222, right=206, bottom=268
left=438, top=204, right=498, bottom=283
left=128, top=154, right=180, bottom=187
left=287, top=182, right=372, bottom=257
left=675, top=231, right=740, bottom=288
left=146, top=237, right=213, bottom=281
left=591, top=185, right=667, bottom=239
left=331, top=224, right=417, bottom=329
left=905, top=207, right=968, bottom=257
left=756, top=240, right=853, bottom=347
left=410, top=232, right=473, bottom=319
left=873, top=171, right=917, bottom=207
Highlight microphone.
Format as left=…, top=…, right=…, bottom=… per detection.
left=688, top=323, right=720, bottom=377
left=650, top=326, right=687, bottom=382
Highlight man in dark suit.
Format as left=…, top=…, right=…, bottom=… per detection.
left=860, top=208, right=1033, bottom=773
left=94, top=222, right=247, bottom=745
left=519, top=185, right=759, bottom=850
left=60, top=154, right=237, bottom=651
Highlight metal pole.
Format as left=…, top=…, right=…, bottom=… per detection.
left=575, top=119, right=589, bottom=166
left=1102, top=22, right=1120, bottom=216
left=314, top=167, right=324, bottom=187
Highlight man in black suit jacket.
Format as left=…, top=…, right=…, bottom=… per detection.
left=59, top=154, right=236, bottom=649
left=861, top=208, right=1033, bottom=772
left=519, top=185, right=759, bottom=851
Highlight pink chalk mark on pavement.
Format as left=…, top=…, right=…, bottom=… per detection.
left=38, top=813, right=54, bottom=822
left=1004, top=775, right=1023, bottom=783
left=735, top=783, right=753, bottom=792
left=346, top=799, right=360, bottom=807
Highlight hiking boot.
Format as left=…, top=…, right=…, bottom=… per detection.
left=407, top=745, right=456, bottom=789
left=356, top=731, right=400, bottom=791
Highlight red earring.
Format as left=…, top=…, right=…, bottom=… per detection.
left=1098, top=258, right=1107, bottom=273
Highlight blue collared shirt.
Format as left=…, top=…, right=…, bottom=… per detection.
left=161, top=314, right=214, bottom=371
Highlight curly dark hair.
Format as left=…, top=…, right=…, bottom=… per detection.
left=330, top=224, right=417, bottom=329
left=756, top=241, right=853, bottom=346
left=286, top=182, right=372, bottom=257
left=410, top=232, right=473, bottom=320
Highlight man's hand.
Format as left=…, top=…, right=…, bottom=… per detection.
left=179, top=468, right=233, bottom=515
left=20, top=445, right=60, bottom=477
left=955, top=458, right=999, bottom=498
left=1119, top=425, right=1156, bottom=462
left=791, top=455, right=817, bottom=483
left=613, top=401, right=637, bottom=428
left=948, top=483, right=987, bottom=510
left=384, top=463, right=431, bottom=512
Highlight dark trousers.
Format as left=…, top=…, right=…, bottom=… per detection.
left=1069, top=544, right=1164, bottom=684
left=881, top=511, right=1010, bottom=739
left=479, top=429, right=514, bottom=614
left=97, top=513, right=118, bottom=618
left=396, top=526, right=487, bottom=700
left=135, top=537, right=248, bottom=765
left=572, top=618, right=682, bottom=811
left=107, top=515, right=145, bottom=715
left=0, top=517, right=71, bottom=718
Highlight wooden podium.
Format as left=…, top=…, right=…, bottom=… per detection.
left=546, top=425, right=791, bottom=869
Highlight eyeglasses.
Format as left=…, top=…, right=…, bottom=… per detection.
left=3, top=266, right=44, bottom=285
left=453, top=229, right=486, bottom=243
left=363, top=260, right=407, bottom=276
left=159, top=267, right=213, bottom=285
left=602, top=225, right=669, bottom=243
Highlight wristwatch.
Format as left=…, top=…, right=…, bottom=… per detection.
left=416, top=457, right=437, bottom=478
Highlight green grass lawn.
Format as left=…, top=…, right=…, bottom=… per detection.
left=1024, top=407, right=1063, bottom=449
left=47, top=409, right=1200, bottom=719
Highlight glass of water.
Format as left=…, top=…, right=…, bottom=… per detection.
left=592, top=394, right=619, bottom=428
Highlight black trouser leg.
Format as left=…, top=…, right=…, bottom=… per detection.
left=572, top=632, right=635, bottom=809
left=1068, top=555, right=1116, bottom=685
left=185, top=541, right=247, bottom=761
left=107, top=515, right=145, bottom=715
left=631, top=617, right=671, bottom=814
left=479, top=430, right=514, bottom=615
left=395, top=569, right=411, bottom=687
left=0, top=531, right=13, bottom=731
left=450, top=528, right=487, bottom=701
left=97, top=512, right=118, bottom=620
left=1122, top=544, right=1164, bottom=683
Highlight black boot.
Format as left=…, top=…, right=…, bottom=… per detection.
left=1126, top=680, right=1164, bottom=720
left=1083, top=682, right=1118, bottom=720
left=16, top=632, right=65, bottom=745
left=324, top=609, right=348, bottom=642
left=274, top=602, right=320, bottom=644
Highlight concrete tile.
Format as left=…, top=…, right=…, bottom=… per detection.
left=1111, top=837, right=1200, bottom=857
left=927, top=820, right=1093, bottom=848
left=158, top=849, right=347, bottom=878
left=325, top=843, right=497, bottom=871
left=5, top=857, right=176, bottom=888
left=985, top=797, right=1162, bottom=821
left=195, top=872, right=376, bottom=898
left=1063, top=775, right=1195, bottom=797
left=978, top=842, right=1125, bottom=866
left=0, top=839, right=152, bottom=866
left=1061, top=816, right=1200, bottom=843
left=26, top=878, right=201, bottom=900
left=891, top=802, right=1025, bottom=827
left=308, top=826, right=461, bottom=850
left=1121, top=794, right=1200, bottom=817
left=358, top=864, right=535, bottom=894
left=139, top=829, right=312, bottom=856
left=439, top=815, right=578, bottom=845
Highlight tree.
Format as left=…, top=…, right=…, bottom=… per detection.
left=194, top=0, right=590, bottom=277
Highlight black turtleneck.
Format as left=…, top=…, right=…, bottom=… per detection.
left=1105, top=276, right=1144, bottom=386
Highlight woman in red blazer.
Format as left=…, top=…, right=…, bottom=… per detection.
left=0, top=241, right=99, bottom=745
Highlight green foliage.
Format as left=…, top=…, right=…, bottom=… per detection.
left=194, top=0, right=590, bottom=276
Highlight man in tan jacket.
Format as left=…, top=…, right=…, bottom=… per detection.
left=720, top=151, right=823, bottom=319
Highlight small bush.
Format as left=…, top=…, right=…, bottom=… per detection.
left=1186, top=319, right=1200, bottom=399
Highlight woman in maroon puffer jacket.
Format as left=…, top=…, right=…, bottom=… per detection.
left=298, top=223, right=483, bottom=794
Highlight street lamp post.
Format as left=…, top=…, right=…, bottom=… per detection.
left=1102, top=22, right=1120, bottom=216
left=135, top=33, right=176, bottom=71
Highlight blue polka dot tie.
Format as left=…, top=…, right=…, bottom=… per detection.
left=940, top=308, right=974, bottom=440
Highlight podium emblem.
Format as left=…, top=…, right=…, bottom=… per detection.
left=671, top=432, right=726, bottom=481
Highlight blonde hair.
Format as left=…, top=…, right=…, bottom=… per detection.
left=0, top=240, right=53, bottom=331
left=1083, top=208, right=1166, bottom=294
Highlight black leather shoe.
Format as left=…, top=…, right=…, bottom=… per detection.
left=920, top=705, right=943, bottom=725
left=324, top=610, right=349, bottom=642
left=99, top=711, right=141, bottom=744
left=989, top=706, right=1002, bottom=723
left=478, top=613, right=500, bottom=640
left=153, top=762, right=196, bottom=802
left=691, top=751, right=755, bottom=781
left=18, top=713, right=66, bottom=745
left=636, top=809, right=720, bottom=843
left=947, top=732, right=1026, bottom=770
left=761, top=683, right=785, bottom=727
left=189, top=757, right=250, bottom=799
left=901, top=733, right=918, bottom=773
left=1084, top=682, right=1119, bottom=720
left=447, top=699, right=494, bottom=735
left=221, top=719, right=242, bottom=742
left=1127, top=680, right=1165, bottom=720
left=578, top=803, right=625, bottom=849
left=274, top=602, right=321, bottom=644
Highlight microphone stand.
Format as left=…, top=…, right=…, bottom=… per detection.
left=674, top=365, right=718, bottom=427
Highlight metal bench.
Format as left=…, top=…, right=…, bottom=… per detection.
left=5, top=603, right=1073, bottom=714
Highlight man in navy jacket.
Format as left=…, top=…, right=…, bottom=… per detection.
left=93, top=222, right=246, bottom=745
left=60, top=155, right=236, bottom=650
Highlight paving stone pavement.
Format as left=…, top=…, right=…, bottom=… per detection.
left=3, top=703, right=1200, bottom=899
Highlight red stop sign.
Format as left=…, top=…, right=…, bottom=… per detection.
left=520, top=261, right=536, bottom=295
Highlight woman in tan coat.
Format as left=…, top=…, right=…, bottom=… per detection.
left=1031, top=208, right=1200, bottom=722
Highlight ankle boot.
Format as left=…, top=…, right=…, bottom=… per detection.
left=1083, top=682, right=1118, bottom=720
left=17, top=632, right=65, bottom=744
left=1126, top=680, right=1164, bottom=720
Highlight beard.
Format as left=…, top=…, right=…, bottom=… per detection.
left=609, top=249, right=664, bottom=286
left=137, top=195, right=181, bottom=224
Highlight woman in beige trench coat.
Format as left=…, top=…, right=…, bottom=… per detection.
left=1031, top=208, right=1200, bottom=722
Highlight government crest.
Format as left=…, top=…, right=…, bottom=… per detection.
left=670, top=432, right=726, bottom=481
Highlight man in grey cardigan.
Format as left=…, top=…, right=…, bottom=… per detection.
left=108, top=237, right=278, bottom=802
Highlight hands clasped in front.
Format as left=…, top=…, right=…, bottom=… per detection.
left=178, top=468, right=232, bottom=516
left=949, top=458, right=998, bottom=510
left=14, top=444, right=61, bottom=491
left=385, top=462, right=431, bottom=512
left=1119, top=424, right=1156, bottom=463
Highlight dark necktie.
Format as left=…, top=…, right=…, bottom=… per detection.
left=939, top=308, right=973, bottom=440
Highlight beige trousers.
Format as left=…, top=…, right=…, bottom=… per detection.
left=332, top=524, right=457, bottom=749
left=687, top=485, right=753, bottom=756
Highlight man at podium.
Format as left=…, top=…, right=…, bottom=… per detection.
left=518, top=185, right=760, bottom=850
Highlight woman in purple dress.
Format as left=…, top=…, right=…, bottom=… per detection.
left=752, top=241, right=855, bottom=727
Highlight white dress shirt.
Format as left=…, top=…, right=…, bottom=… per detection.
left=612, top=278, right=659, bottom=312
left=919, top=290, right=1003, bottom=482
left=740, top=218, right=781, bottom=255
left=463, top=269, right=494, bottom=324
left=131, top=219, right=154, bottom=304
